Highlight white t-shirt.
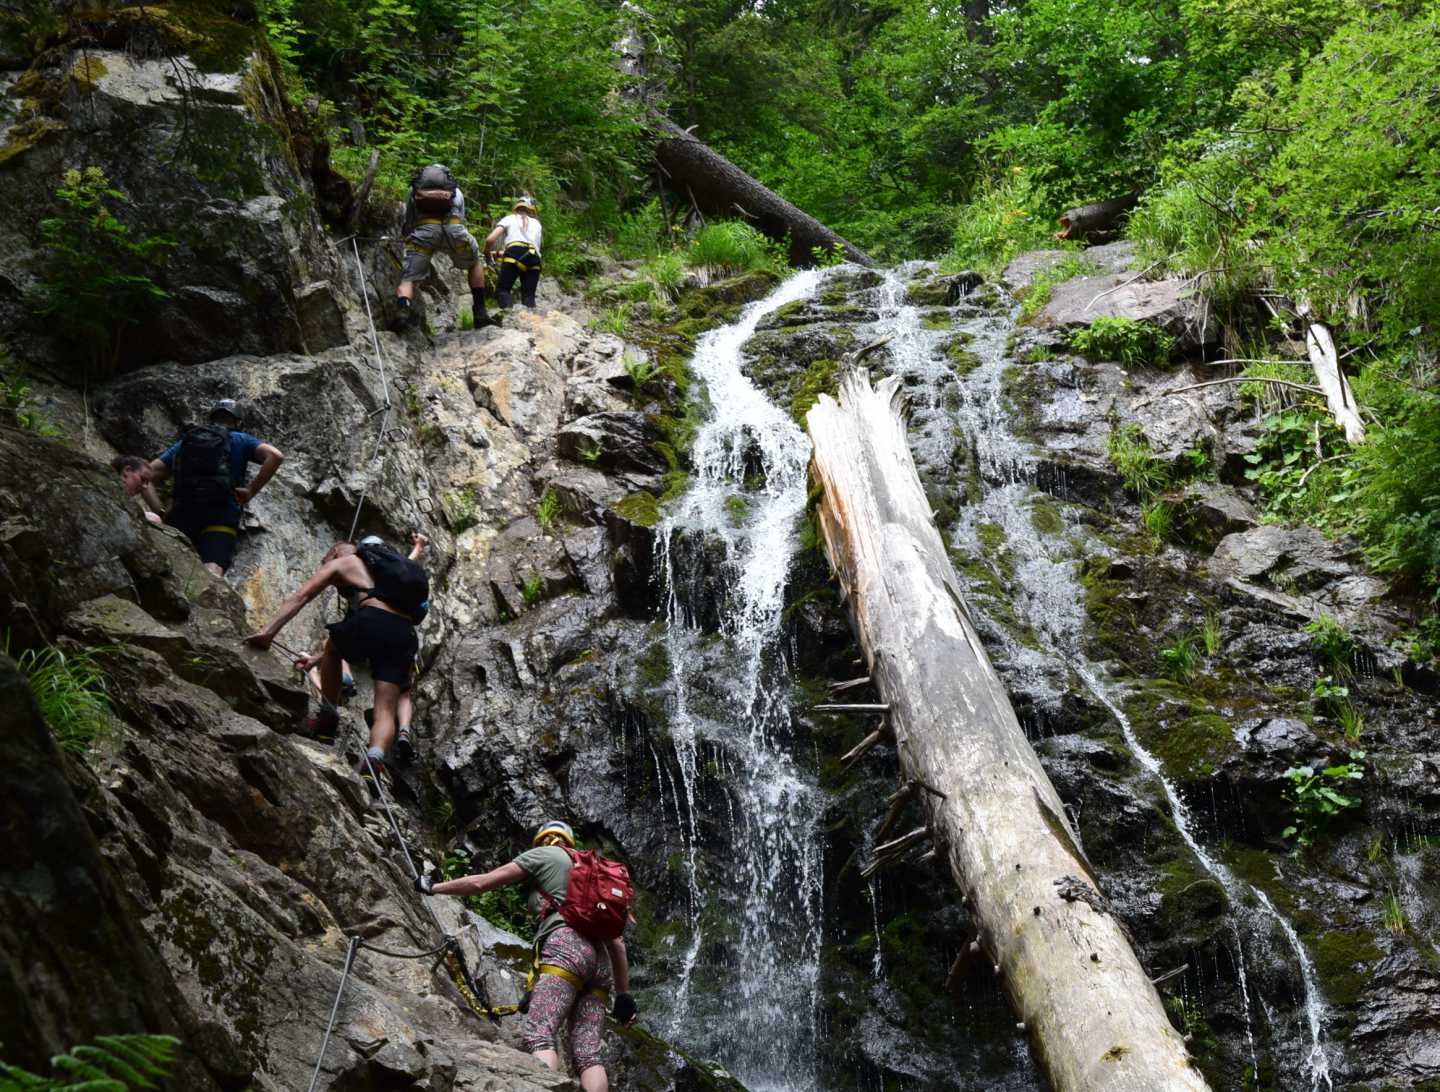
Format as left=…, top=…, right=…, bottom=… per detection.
left=497, top=212, right=543, bottom=255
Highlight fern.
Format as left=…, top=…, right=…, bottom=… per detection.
left=0, top=1035, right=179, bottom=1091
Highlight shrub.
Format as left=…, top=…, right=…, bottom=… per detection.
left=689, top=220, right=775, bottom=277
left=1069, top=317, right=1175, bottom=368
left=8, top=640, right=113, bottom=753
left=1281, top=752, right=1364, bottom=854
left=35, top=167, right=174, bottom=373
left=621, top=251, right=687, bottom=309
left=535, top=489, right=561, bottom=533
left=0, top=353, right=60, bottom=436
left=1105, top=423, right=1169, bottom=497
left=940, top=167, right=1056, bottom=276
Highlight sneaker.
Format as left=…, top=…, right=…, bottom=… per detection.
left=341, top=672, right=357, bottom=699
left=394, top=724, right=415, bottom=765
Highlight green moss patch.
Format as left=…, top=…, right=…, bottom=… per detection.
left=1313, top=930, right=1382, bottom=1005
left=612, top=491, right=660, bottom=528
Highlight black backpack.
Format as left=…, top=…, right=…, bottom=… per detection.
left=411, top=164, right=457, bottom=219
left=357, top=543, right=430, bottom=624
left=172, top=424, right=232, bottom=511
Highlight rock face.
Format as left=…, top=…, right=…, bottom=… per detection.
left=3, top=21, right=1438, bottom=1088
left=0, top=11, right=353, bottom=370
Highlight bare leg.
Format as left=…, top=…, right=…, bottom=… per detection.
left=397, top=280, right=416, bottom=300
left=397, top=688, right=414, bottom=726
left=204, top=561, right=225, bottom=577
left=578, top=1066, right=609, bottom=1092
left=532, top=1049, right=560, bottom=1071
left=368, top=679, right=402, bottom=755
left=316, top=641, right=343, bottom=707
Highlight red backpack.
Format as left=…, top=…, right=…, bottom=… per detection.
left=548, top=849, right=632, bottom=941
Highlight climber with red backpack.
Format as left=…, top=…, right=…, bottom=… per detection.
left=112, top=399, right=284, bottom=577
left=245, top=536, right=429, bottom=796
left=393, top=163, right=498, bottom=332
left=416, top=820, right=637, bottom=1091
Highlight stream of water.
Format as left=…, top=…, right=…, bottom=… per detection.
left=656, top=268, right=829, bottom=1092
left=864, top=265, right=1335, bottom=1090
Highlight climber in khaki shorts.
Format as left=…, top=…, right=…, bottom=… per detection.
left=393, top=162, right=498, bottom=331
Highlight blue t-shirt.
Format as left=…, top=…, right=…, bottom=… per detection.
left=159, top=430, right=262, bottom=517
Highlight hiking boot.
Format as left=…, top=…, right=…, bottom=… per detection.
left=394, top=724, right=415, bottom=765
left=476, top=312, right=502, bottom=329
left=341, top=672, right=357, bottom=699
left=302, top=707, right=339, bottom=742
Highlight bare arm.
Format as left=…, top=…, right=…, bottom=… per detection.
left=604, top=936, right=631, bottom=994
left=483, top=224, right=505, bottom=252
left=244, top=557, right=347, bottom=647
left=432, top=860, right=525, bottom=897
left=237, top=442, right=284, bottom=504
left=139, top=458, right=168, bottom=517
left=407, top=532, right=428, bottom=561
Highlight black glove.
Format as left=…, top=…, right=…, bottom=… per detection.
left=612, top=992, right=637, bottom=1025
left=413, top=873, right=435, bottom=895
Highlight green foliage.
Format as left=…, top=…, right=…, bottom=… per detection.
left=1105, top=424, right=1169, bottom=498
left=940, top=168, right=1056, bottom=275
left=1281, top=751, right=1364, bottom=853
left=35, top=168, right=174, bottom=373
left=521, top=572, right=544, bottom=607
left=1382, top=889, right=1406, bottom=936
left=1159, top=632, right=1199, bottom=682
left=1304, top=615, right=1354, bottom=675
left=1141, top=500, right=1174, bottom=544
left=0, top=354, right=59, bottom=437
left=689, top=221, right=778, bottom=277
left=441, top=852, right=534, bottom=939
left=456, top=309, right=474, bottom=331
left=1309, top=675, right=1349, bottom=719
left=621, top=354, right=659, bottom=390
left=1199, top=612, right=1223, bottom=657
left=535, top=489, right=561, bottom=534
left=590, top=304, right=630, bottom=337
left=0, top=1033, right=179, bottom=1090
left=621, top=251, right=688, bottom=310
left=1069, top=317, right=1175, bottom=368
left=6, top=638, right=113, bottom=754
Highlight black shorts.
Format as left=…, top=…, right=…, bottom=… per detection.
left=326, top=607, right=418, bottom=687
left=170, top=509, right=239, bottom=571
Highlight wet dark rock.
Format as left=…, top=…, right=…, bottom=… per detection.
left=904, top=270, right=983, bottom=307
left=558, top=411, right=666, bottom=475
left=1177, top=481, right=1260, bottom=549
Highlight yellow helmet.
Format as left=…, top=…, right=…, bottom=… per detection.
left=533, top=820, right=575, bottom=848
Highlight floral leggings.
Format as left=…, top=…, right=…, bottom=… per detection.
left=522, top=925, right=613, bottom=1072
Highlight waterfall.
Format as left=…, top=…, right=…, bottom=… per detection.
left=866, top=266, right=1335, bottom=1090
left=656, top=269, right=829, bottom=1092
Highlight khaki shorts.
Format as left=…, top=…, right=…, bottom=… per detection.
left=401, top=222, right=480, bottom=281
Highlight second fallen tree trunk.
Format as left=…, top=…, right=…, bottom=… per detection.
left=807, top=369, right=1210, bottom=1092
left=651, top=117, right=872, bottom=267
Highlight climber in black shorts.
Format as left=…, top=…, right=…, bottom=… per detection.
left=245, top=539, right=429, bottom=794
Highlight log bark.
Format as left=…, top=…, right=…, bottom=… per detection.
left=1297, top=305, right=1366, bottom=443
left=1055, top=193, right=1139, bottom=242
left=651, top=117, right=872, bottom=267
left=806, top=369, right=1210, bottom=1092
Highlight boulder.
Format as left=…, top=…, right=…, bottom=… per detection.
left=558, top=412, right=666, bottom=475
left=1035, top=271, right=1220, bottom=352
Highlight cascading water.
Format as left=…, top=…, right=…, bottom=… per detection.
left=862, top=265, right=1336, bottom=1090
left=655, top=268, right=829, bottom=1092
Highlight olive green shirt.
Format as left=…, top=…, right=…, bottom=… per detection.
left=514, top=845, right=572, bottom=946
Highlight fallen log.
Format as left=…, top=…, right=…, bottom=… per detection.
left=651, top=117, right=872, bottom=267
left=1055, top=193, right=1138, bottom=242
left=806, top=369, right=1209, bottom=1092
